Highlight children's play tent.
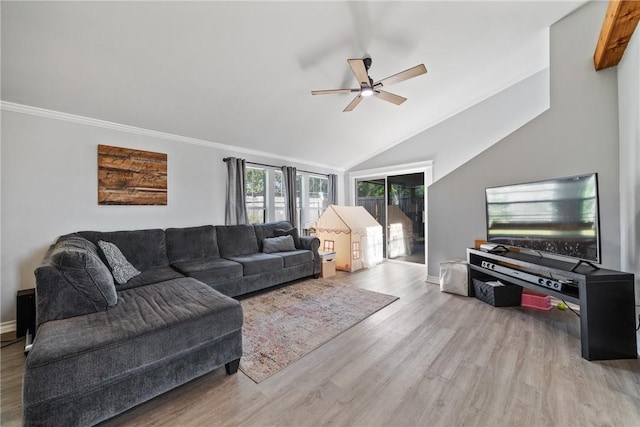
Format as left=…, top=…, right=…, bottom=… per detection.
left=316, top=205, right=383, bottom=272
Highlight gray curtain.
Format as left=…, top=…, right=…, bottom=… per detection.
left=224, top=157, right=249, bottom=225
left=327, top=174, right=337, bottom=207
left=281, top=166, right=298, bottom=228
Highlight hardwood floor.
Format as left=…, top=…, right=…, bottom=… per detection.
left=2, top=262, right=639, bottom=426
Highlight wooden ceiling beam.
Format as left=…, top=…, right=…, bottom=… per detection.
left=594, top=0, right=640, bottom=71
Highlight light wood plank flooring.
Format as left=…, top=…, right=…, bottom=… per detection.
left=2, top=262, right=639, bottom=426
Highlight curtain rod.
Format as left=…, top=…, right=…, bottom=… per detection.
left=222, top=157, right=330, bottom=177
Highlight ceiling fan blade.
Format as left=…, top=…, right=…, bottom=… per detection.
left=311, top=89, right=359, bottom=95
left=343, top=95, right=363, bottom=112
left=375, top=64, right=427, bottom=87
left=347, top=58, right=371, bottom=88
left=375, top=90, right=407, bottom=105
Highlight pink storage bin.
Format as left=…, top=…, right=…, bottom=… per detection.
left=521, top=290, right=553, bottom=311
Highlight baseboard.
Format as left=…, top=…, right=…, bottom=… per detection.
left=1, top=320, right=16, bottom=334
left=426, top=275, right=439, bottom=284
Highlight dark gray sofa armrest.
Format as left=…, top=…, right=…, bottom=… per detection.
left=34, top=233, right=120, bottom=327
left=34, top=258, right=102, bottom=327
left=299, top=236, right=321, bottom=275
left=298, top=236, right=320, bottom=251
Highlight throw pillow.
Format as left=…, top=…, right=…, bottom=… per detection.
left=262, top=235, right=297, bottom=254
left=98, top=240, right=141, bottom=285
left=274, top=227, right=301, bottom=248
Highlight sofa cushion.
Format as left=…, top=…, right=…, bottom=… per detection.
left=215, top=225, right=259, bottom=258
left=49, top=234, right=117, bottom=310
left=253, top=221, right=293, bottom=251
left=166, top=225, right=220, bottom=263
left=270, top=250, right=314, bottom=268
left=274, top=227, right=301, bottom=249
left=98, top=240, right=141, bottom=285
left=262, top=235, right=296, bottom=253
left=226, top=253, right=283, bottom=276
left=173, top=258, right=244, bottom=283
left=119, top=267, right=185, bottom=290
left=79, top=229, right=169, bottom=271
left=23, top=278, right=243, bottom=414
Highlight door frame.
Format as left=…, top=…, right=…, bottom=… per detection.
left=349, top=161, right=433, bottom=266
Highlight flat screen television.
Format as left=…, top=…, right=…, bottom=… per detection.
left=485, top=173, right=600, bottom=263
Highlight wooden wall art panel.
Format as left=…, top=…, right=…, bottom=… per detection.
left=98, top=144, right=167, bottom=205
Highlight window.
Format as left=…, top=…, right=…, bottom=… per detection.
left=352, top=242, right=361, bottom=260
left=245, top=167, right=330, bottom=226
left=309, top=175, right=328, bottom=220
left=274, top=170, right=286, bottom=221
left=245, top=167, right=266, bottom=224
left=296, top=174, right=302, bottom=227
left=323, top=240, right=335, bottom=251
left=297, top=173, right=328, bottom=230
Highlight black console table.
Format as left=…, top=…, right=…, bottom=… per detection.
left=467, top=248, right=637, bottom=360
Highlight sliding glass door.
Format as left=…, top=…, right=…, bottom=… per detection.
left=387, top=173, right=425, bottom=264
left=356, top=179, right=387, bottom=258
left=355, top=173, right=425, bottom=264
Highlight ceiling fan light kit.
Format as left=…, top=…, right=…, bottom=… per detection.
left=360, top=87, right=374, bottom=97
left=311, top=57, right=427, bottom=112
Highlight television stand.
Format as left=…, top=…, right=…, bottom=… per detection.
left=467, top=248, right=637, bottom=360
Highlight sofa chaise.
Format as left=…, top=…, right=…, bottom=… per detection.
left=23, top=221, right=320, bottom=426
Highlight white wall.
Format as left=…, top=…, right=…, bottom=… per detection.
left=617, top=27, right=640, bottom=308
left=426, top=1, right=620, bottom=276
left=0, top=108, right=342, bottom=324
left=347, top=2, right=624, bottom=279
left=349, top=66, right=550, bottom=184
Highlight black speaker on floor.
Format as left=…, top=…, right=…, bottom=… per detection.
left=16, top=288, right=36, bottom=338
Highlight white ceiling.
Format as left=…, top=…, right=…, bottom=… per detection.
left=1, top=1, right=587, bottom=171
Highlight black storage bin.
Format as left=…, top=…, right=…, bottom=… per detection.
left=472, top=278, right=522, bottom=307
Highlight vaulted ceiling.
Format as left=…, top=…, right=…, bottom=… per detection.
left=1, top=1, right=587, bottom=171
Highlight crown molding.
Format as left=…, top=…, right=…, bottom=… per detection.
left=1, top=101, right=345, bottom=172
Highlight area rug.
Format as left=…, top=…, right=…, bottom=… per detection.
left=239, top=279, right=398, bottom=383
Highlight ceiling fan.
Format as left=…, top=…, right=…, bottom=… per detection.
left=311, top=57, right=427, bottom=112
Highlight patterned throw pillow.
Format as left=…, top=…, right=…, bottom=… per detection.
left=98, top=240, right=141, bottom=285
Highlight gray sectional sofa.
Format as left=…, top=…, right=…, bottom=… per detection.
left=24, top=221, right=320, bottom=426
